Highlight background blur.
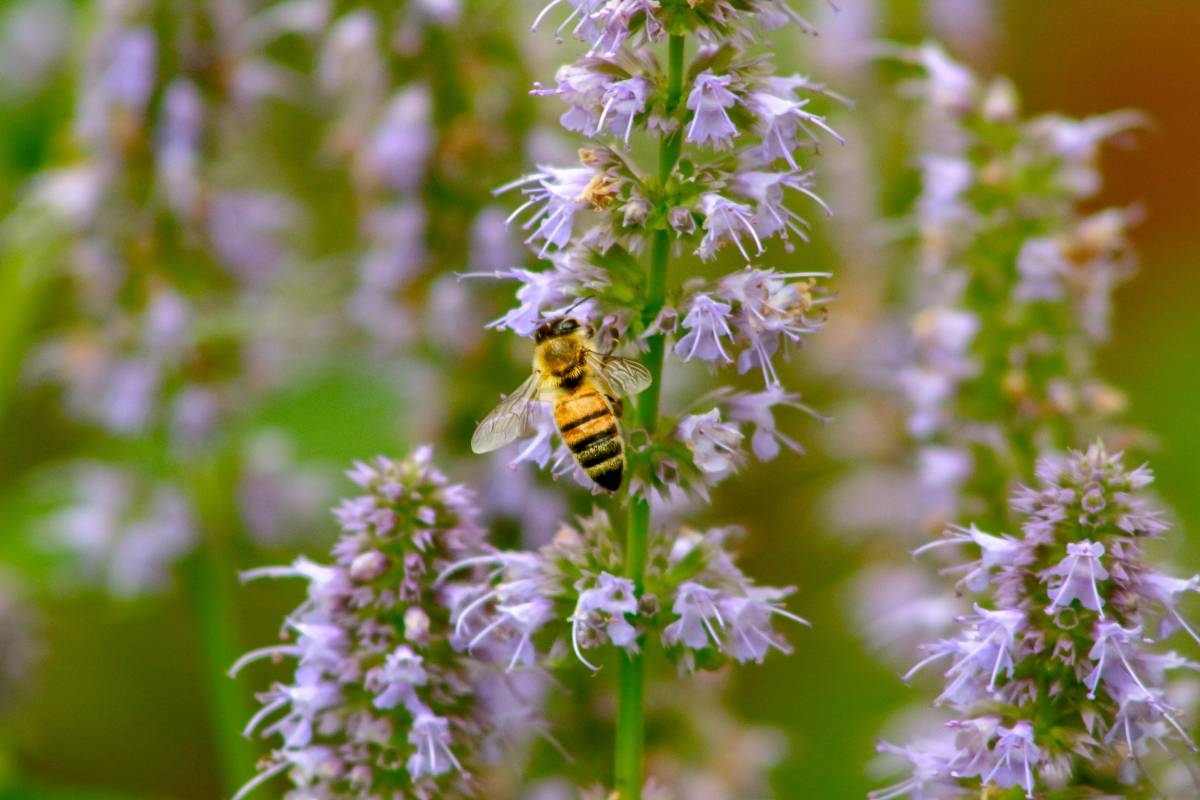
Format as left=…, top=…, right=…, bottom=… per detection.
left=1, top=1, right=1198, bottom=798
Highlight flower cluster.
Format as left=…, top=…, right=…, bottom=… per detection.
left=658, top=385, right=826, bottom=503
left=875, top=444, right=1197, bottom=798
left=892, top=45, right=1141, bottom=531
left=232, top=448, right=542, bottom=799
left=46, top=463, right=195, bottom=597
left=444, top=510, right=805, bottom=674
left=472, top=0, right=844, bottom=514
left=462, top=16, right=839, bottom=518
left=16, top=1, right=335, bottom=594
left=22, top=0, right=536, bottom=597
left=460, top=1, right=842, bottom=795
left=673, top=267, right=830, bottom=383
left=31, top=0, right=317, bottom=441
left=324, top=1, right=531, bottom=355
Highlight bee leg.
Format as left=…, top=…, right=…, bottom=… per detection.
left=606, top=394, right=624, bottom=417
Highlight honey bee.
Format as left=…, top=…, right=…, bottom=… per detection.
left=471, top=317, right=652, bottom=491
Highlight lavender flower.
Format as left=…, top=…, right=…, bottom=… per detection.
left=233, top=448, right=542, bottom=798
left=877, top=444, right=1197, bottom=797
left=676, top=409, right=745, bottom=480
left=674, top=294, right=735, bottom=364
left=473, top=3, right=840, bottom=795
left=889, top=45, right=1143, bottom=531
left=686, top=72, right=740, bottom=147
left=47, top=464, right=195, bottom=598
left=657, top=526, right=808, bottom=669
left=442, top=508, right=806, bottom=681
left=499, top=164, right=615, bottom=255
left=675, top=269, right=829, bottom=384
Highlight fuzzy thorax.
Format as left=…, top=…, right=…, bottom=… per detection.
left=535, top=332, right=589, bottom=385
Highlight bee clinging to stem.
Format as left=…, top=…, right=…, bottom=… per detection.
left=471, top=316, right=651, bottom=491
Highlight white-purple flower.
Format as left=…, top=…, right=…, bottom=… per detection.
left=710, top=268, right=829, bottom=384
left=743, top=75, right=843, bottom=168
left=465, top=252, right=609, bottom=336
left=696, top=193, right=762, bottom=262
left=686, top=72, right=739, bottom=148
left=674, top=293, right=734, bottom=364
left=1044, top=540, right=1109, bottom=618
left=533, top=62, right=613, bottom=133
left=731, top=169, right=830, bottom=242
left=983, top=722, right=1041, bottom=798
left=596, top=75, right=649, bottom=143
left=406, top=712, right=461, bottom=779
left=718, top=587, right=806, bottom=664
left=913, top=523, right=1025, bottom=593
left=498, top=165, right=604, bottom=255
left=662, top=581, right=726, bottom=650
left=571, top=571, right=638, bottom=668
left=369, top=646, right=428, bottom=711
left=676, top=409, right=745, bottom=479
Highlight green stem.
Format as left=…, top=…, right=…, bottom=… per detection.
left=657, top=35, right=686, bottom=184
left=0, top=215, right=59, bottom=433
left=182, top=453, right=256, bottom=796
left=615, top=32, right=685, bottom=800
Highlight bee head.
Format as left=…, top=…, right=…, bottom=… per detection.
left=535, top=316, right=585, bottom=343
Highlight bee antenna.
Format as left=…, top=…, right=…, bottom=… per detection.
left=561, top=295, right=592, bottom=317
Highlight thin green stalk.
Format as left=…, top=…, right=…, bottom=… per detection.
left=182, top=453, right=256, bottom=795
left=0, top=215, right=60, bottom=432
left=657, top=35, right=686, bottom=184
left=615, top=33, right=685, bottom=800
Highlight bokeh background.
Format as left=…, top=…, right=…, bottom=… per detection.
left=1, top=1, right=1197, bottom=798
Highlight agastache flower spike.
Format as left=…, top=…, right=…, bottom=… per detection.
left=885, top=45, right=1144, bottom=532
left=234, top=449, right=545, bottom=798
left=478, top=1, right=839, bottom=795
left=878, top=445, right=1199, bottom=798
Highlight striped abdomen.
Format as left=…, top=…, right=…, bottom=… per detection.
left=554, top=385, right=624, bottom=491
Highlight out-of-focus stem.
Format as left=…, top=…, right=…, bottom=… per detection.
left=182, top=453, right=256, bottom=795
left=0, top=215, right=59, bottom=433
left=615, top=32, right=685, bottom=800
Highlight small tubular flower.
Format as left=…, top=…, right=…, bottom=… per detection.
left=686, top=72, right=739, bottom=148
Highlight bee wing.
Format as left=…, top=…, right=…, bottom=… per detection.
left=586, top=350, right=652, bottom=397
left=471, top=373, right=543, bottom=454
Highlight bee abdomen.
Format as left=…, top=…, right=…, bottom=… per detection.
left=585, top=454, right=624, bottom=491
left=555, top=390, right=624, bottom=491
